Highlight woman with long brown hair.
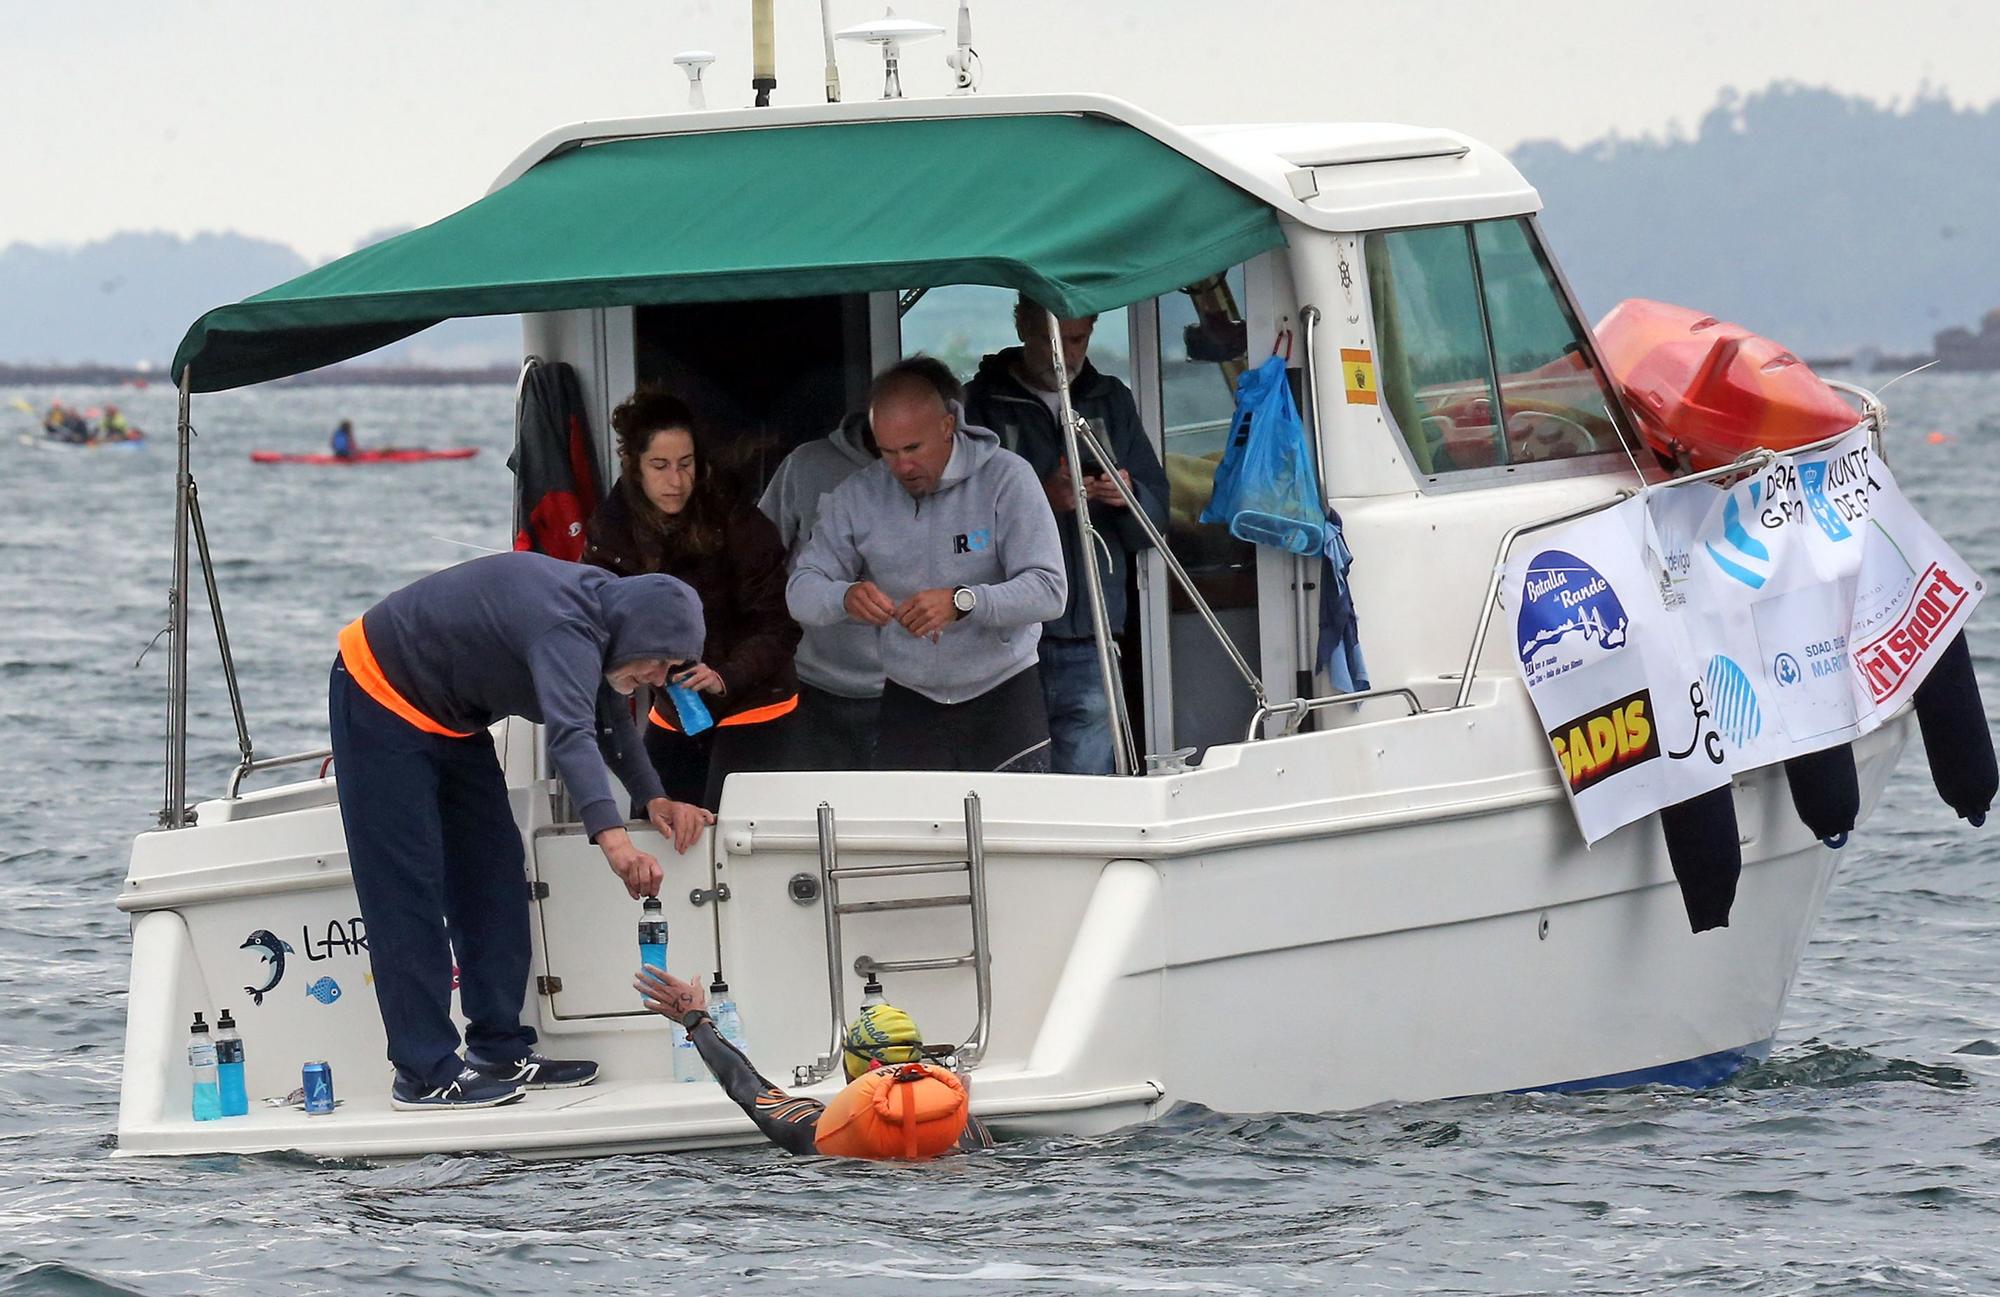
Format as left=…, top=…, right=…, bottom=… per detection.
left=583, top=389, right=801, bottom=810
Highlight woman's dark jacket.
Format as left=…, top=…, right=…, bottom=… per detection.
left=582, top=478, right=802, bottom=720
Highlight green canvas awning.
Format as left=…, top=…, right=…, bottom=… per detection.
left=173, top=113, right=1286, bottom=392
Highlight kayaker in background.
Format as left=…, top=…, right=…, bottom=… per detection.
left=99, top=405, right=139, bottom=441
left=44, top=402, right=89, bottom=444
left=582, top=389, right=802, bottom=811
left=330, top=419, right=359, bottom=460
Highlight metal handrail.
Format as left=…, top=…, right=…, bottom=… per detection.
left=1071, top=418, right=1271, bottom=714
left=189, top=481, right=253, bottom=779
left=798, top=793, right=993, bottom=1085
left=1245, top=687, right=1423, bottom=742
left=227, top=748, right=335, bottom=800
left=1045, top=312, right=1139, bottom=776
left=1449, top=400, right=1886, bottom=710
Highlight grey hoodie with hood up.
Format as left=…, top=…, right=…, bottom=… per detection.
left=359, top=551, right=706, bottom=838
left=787, top=409, right=1067, bottom=705
left=757, top=413, right=884, bottom=699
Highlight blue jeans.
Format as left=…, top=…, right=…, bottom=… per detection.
left=328, top=660, right=535, bottom=1089
left=1038, top=637, right=1115, bottom=775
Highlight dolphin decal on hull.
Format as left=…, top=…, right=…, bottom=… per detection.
left=241, top=929, right=295, bottom=1006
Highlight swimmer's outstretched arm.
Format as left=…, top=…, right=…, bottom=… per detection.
left=636, top=965, right=823, bottom=1156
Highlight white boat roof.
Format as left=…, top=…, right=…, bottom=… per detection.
left=491, top=92, right=1540, bottom=233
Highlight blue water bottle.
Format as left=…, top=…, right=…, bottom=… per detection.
left=187, top=1012, right=220, bottom=1122
left=665, top=683, right=715, bottom=736
left=214, top=1008, right=248, bottom=1117
left=638, top=896, right=668, bottom=972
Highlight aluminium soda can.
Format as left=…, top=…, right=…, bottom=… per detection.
left=302, top=1060, right=335, bottom=1114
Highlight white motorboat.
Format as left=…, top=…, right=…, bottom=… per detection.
left=116, top=57, right=1950, bottom=1159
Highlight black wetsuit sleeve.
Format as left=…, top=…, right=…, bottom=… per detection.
left=682, top=1011, right=823, bottom=1156
left=961, top=1114, right=995, bottom=1151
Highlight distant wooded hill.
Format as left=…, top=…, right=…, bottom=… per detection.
left=2, top=84, right=1993, bottom=368
left=1517, top=83, right=2000, bottom=356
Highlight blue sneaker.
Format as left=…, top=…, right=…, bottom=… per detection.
left=466, top=1051, right=599, bottom=1090
left=390, top=1066, right=525, bottom=1111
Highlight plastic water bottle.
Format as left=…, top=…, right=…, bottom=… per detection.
left=671, top=1022, right=705, bottom=1083
left=860, top=973, right=887, bottom=1009
left=638, top=896, right=668, bottom=972
left=187, top=1013, right=220, bottom=1122
left=709, top=974, right=746, bottom=1054
left=214, top=1008, right=248, bottom=1117
left=665, top=683, right=715, bottom=736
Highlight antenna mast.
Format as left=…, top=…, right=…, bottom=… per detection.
left=751, top=0, right=777, bottom=106
left=821, top=0, right=842, bottom=102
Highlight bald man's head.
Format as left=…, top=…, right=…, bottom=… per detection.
left=870, top=369, right=958, bottom=498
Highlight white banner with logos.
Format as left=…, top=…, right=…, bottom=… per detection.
left=1504, top=428, right=1983, bottom=844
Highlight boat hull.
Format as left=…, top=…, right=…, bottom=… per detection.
left=112, top=696, right=1908, bottom=1160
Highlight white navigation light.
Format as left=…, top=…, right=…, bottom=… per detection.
left=673, top=50, right=717, bottom=110
left=835, top=8, right=946, bottom=100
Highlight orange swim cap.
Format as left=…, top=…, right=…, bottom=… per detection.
left=813, top=1062, right=970, bottom=1160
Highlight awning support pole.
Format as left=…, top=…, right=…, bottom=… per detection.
left=189, top=482, right=255, bottom=782
left=161, top=369, right=193, bottom=827
left=1047, top=311, right=1138, bottom=776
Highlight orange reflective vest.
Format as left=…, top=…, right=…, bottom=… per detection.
left=337, top=618, right=476, bottom=738
left=648, top=693, right=799, bottom=733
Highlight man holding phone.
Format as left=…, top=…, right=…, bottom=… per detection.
left=964, top=295, right=1171, bottom=774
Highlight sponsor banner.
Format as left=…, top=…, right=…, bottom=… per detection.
left=1505, top=427, right=1982, bottom=843
left=1509, top=501, right=1730, bottom=842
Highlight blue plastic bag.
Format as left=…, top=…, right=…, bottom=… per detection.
left=1200, top=354, right=1328, bottom=555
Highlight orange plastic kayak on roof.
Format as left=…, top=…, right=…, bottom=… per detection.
left=1594, top=299, right=1858, bottom=472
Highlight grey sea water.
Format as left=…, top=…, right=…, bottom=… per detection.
left=0, top=376, right=1996, bottom=1295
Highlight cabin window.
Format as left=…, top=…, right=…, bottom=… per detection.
left=1366, top=218, right=1623, bottom=480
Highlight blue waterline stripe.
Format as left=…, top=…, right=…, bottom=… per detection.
left=1525, top=1038, right=1774, bottom=1094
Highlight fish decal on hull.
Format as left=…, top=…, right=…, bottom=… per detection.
left=241, top=929, right=295, bottom=1006
left=304, top=976, right=342, bottom=1005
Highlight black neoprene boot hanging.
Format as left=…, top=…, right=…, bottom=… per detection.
left=1659, top=784, right=1742, bottom=933
left=1783, top=743, right=1859, bottom=844
left=1912, top=630, right=1997, bottom=826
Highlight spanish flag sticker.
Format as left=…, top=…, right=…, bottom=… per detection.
left=1341, top=349, right=1378, bottom=405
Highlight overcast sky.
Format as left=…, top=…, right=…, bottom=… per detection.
left=5, top=0, right=1996, bottom=260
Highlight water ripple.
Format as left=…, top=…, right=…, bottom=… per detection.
left=3, top=380, right=2000, bottom=1294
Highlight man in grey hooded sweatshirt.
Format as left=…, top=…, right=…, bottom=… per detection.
left=758, top=357, right=964, bottom=770
left=788, top=367, right=1067, bottom=772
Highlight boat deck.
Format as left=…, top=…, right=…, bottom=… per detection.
left=117, top=1067, right=1165, bottom=1160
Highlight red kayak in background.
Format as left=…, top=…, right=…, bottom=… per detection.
left=249, top=448, right=479, bottom=465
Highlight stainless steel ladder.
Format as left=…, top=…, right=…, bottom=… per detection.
left=794, top=791, right=993, bottom=1085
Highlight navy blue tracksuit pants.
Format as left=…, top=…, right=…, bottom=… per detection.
left=328, top=659, right=535, bottom=1089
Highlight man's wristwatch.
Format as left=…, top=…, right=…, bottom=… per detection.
left=951, top=586, right=977, bottom=619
